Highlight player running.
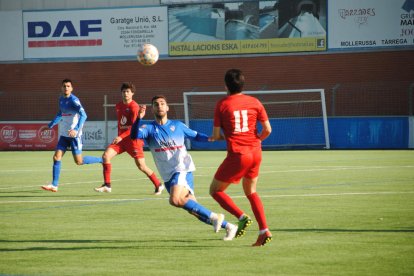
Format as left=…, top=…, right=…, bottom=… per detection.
left=94, top=82, right=163, bottom=194
left=209, top=69, right=273, bottom=246
left=41, top=79, right=102, bottom=192
left=130, top=95, right=237, bottom=241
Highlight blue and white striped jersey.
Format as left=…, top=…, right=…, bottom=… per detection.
left=137, top=120, right=198, bottom=182
left=48, top=94, right=87, bottom=138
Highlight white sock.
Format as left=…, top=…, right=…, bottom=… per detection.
left=227, top=223, right=236, bottom=229
left=259, top=228, right=269, bottom=235
left=210, top=212, right=218, bottom=220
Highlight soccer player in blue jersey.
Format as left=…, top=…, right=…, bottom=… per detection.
left=41, top=79, right=102, bottom=192
left=130, top=95, right=237, bottom=240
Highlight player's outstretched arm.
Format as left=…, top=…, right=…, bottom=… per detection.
left=130, top=117, right=140, bottom=140
left=210, top=126, right=225, bottom=142
left=194, top=132, right=209, bottom=142
left=48, top=110, right=63, bottom=128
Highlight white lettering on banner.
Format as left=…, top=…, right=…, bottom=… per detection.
left=1, top=126, right=17, bottom=143
left=0, top=123, right=57, bottom=150
left=18, top=130, right=37, bottom=139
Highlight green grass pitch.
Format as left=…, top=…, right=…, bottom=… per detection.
left=0, top=150, right=413, bottom=275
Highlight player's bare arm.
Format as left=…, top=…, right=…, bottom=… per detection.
left=257, top=120, right=272, bottom=141
left=210, top=126, right=225, bottom=141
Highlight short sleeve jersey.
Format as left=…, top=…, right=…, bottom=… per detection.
left=58, top=94, right=86, bottom=137
left=137, top=119, right=198, bottom=182
left=116, top=100, right=139, bottom=139
left=214, top=93, right=268, bottom=153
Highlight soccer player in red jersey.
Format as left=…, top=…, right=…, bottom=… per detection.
left=209, top=69, right=273, bottom=246
left=94, top=82, right=163, bottom=194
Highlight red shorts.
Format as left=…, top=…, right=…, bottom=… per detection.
left=108, top=137, right=145, bottom=159
left=214, top=149, right=262, bottom=184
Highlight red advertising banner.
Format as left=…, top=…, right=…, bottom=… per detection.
left=0, top=123, right=57, bottom=150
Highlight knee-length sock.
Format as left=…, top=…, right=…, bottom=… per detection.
left=247, top=192, right=268, bottom=231
left=212, top=191, right=244, bottom=219
left=83, top=156, right=103, bottom=164
left=103, top=163, right=111, bottom=186
left=52, top=160, right=61, bottom=186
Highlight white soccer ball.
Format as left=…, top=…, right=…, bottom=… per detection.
left=137, top=44, right=159, bottom=66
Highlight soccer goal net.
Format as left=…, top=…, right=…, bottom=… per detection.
left=183, top=89, right=330, bottom=150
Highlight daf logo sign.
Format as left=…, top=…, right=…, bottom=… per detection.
left=28, top=20, right=102, bottom=38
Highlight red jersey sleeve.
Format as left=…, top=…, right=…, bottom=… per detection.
left=213, top=100, right=222, bottom=127
left=117, top=101, right=139, bottom=139
left=256, top=100, right=269, bottom=122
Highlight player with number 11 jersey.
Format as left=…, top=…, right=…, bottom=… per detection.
left=210, top=69, right=273, bottom=247
left=213, top=94, right=268, bottom=154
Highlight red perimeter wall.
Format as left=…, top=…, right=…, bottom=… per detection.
left=0, top=50, right=413, bottom=121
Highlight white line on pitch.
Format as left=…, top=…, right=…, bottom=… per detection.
left=1, top=191, right=413, bottom=204
left=259, top=165, right=414, bottom=174
left=0, top=165, right=412, bottom=191
left=0, top=178, right=149, bottom=190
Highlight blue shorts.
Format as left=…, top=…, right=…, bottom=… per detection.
left=164, top=172, right=195, bottom=195
left=56, top=136, right=83, bottom=155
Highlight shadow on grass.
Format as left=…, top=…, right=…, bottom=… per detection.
left=0, top=238, right=225, bottom=251
left=0, top=190, right=45, bottom=194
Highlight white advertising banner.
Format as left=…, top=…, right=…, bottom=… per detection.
left=58, top=121, right=117, bottom=150
left=23, top=7, right=168, bottom=59
left=328, top=0, right=414, bottom=49
left=0, top=11, right=24, bottom=61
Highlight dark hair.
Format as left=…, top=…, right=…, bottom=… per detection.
left=151, top=95, right=167, bottom=105
left=62, top=79, right=72, bottom=85
left=224, top=69, right=245, bottom=94
left=120, top=82, right=136, bottom=93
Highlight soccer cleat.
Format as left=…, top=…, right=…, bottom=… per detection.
left=252, top=231, right=272, bottom=247
left=41, top=184, right=58, bottom=192
left=94, top=184, right=111, bottom=193
left=223, top=223, right=237, bottom=241
left=212, top=213, right=225, bottom=233
left=154, top=184, right=165, bottom=195
left=235, top=215, right=252, bottom=238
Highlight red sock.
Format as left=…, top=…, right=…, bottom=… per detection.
left=212, top=191, right=244, bottom=219
left=103, top=163, right=111, bottom=187
left=148, top=172, right=161, bottom=188
left=247, top=192, right=268, bottom=230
